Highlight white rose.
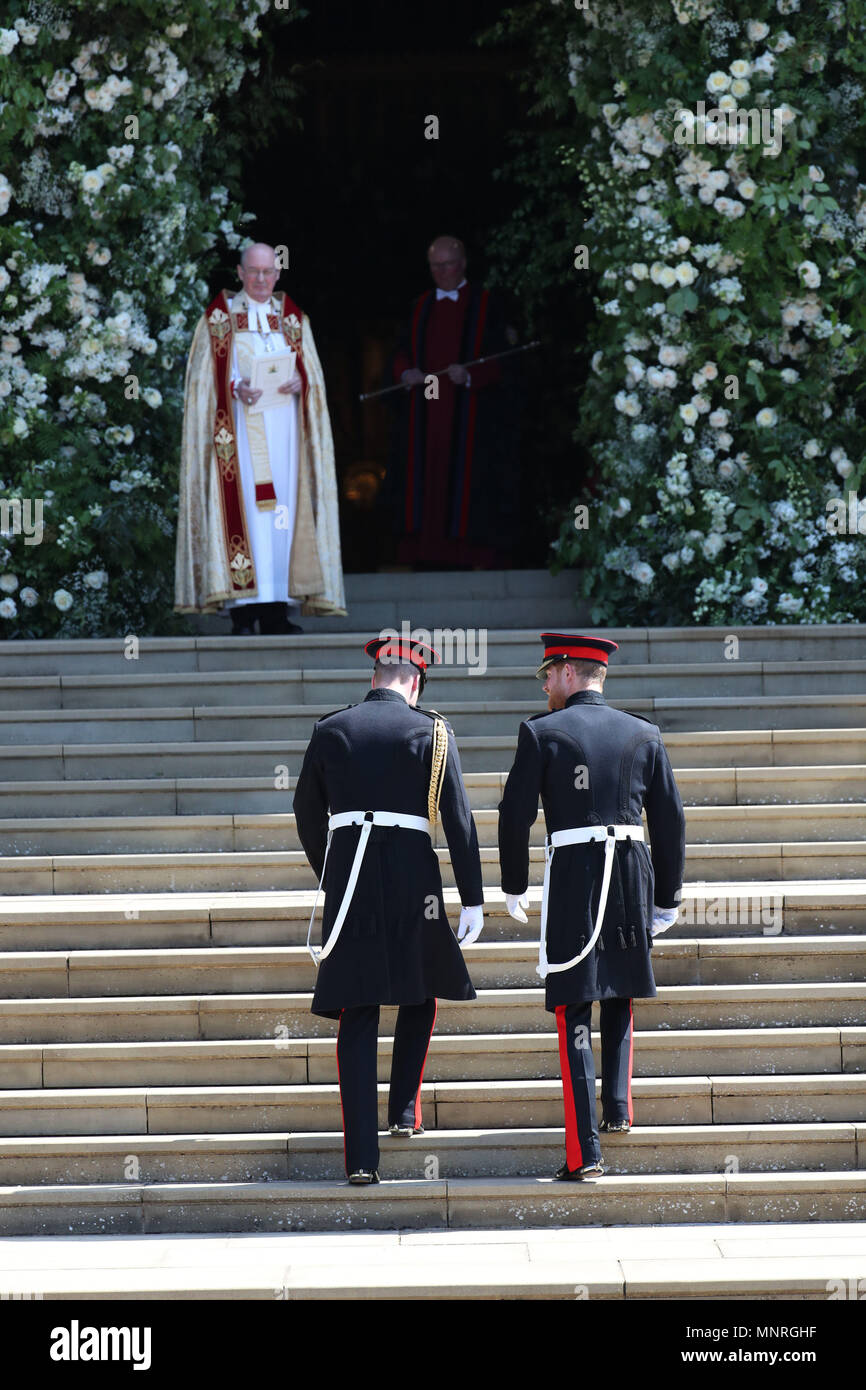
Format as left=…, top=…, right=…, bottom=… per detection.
left=836, top=459, right=854, bottom=478
left=83, top=570, right=107, bottom=589
left=679, top=403, right=699, bottom=425
left=53, top=588, right=73, bottom=611
left=143, top=387, right=163, bottom=408
left=630, top=262, right=649, bottom=280
left=737, top=179, right=757, bottom=199
left=0, top=598, right=16, bottom=619
left=747, top=20, right=770, bottom=41
left=708, top=409, right=729, bottom=428
left=613, top=497, right=632, bottom=517
left=798, top=260, right=821, bottom=288
left=718, top=460, right=735, bottom=479
left=20, top=587, right=38, bottom=607
left=675, top=262, right=698, bottom=286
left=756, top=408, right=778, bottom=427
left=0, top=573, right=18, bottom=593
left=803, top=439, right=822, bottom=458
left=631, top=561, right=655, bottom=585
left=706, top=71, right=732, bottom=94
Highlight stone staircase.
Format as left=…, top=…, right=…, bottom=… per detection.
left=0, top=620, right=865, bottom=1297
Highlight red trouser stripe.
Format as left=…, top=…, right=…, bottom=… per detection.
left=627, top=999, right=634, bottom=1125
left=336, top=1009, right=347, bottom=1172
left=556, top=1005, right=583, bottom=1171
left=413, top=999, right=437, bottom=1130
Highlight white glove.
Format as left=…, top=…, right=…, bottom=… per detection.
left=505, top=892, right=530, bottom=924
left=457, top=904, right=484, bottom=946
left=650, top=905, right=679, bottom=938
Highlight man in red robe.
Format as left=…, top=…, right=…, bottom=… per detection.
left=382, top=236, right=520, bottom=569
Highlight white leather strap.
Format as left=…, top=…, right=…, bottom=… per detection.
left=307, top=811, right=433, bottom=966
left=537, top=824, right=645, bottom=980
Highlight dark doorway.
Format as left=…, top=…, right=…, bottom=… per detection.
left=236, top=0, right=551, bottom=571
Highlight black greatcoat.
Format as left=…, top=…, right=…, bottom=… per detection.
left=293, top=687, right=483, bottom=1019
left=498, top=690, right=686, bottom=1011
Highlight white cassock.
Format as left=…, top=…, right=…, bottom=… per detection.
left=227, top=294, right=298, bottom=610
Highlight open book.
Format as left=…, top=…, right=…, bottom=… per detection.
left=247, top=348, right=297, bottom=413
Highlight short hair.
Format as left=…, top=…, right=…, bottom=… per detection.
left=565, top=658, right=607, bottom=684
left=373, top=659, right=419, bottom=685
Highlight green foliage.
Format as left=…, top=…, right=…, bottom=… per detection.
left=0, top=0, right=302, bottom=637
left=486, top=0, right=866, bottom=624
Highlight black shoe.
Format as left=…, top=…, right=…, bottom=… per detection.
left=554, top=1159, right=605, bottom=1181
left=599, top=1119, right=630, bottom=1134
left=258, top=602, right=303, bottom=635
left=388, top=1123, right=425, bottom=1137
left=229, top=605, right=258, bottom=636
left=347, top=1169, right=380, bottom=1185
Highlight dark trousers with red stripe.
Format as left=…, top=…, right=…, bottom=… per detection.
left=336, top=998, right=437, bottom=1175
left=555, top=998, right=635, bottom=1170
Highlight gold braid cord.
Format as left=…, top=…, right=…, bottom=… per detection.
left=427, top=715, right=449, bottom=826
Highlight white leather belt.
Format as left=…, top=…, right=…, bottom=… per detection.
left=538, top=823, right=645, bottom=980
left=307, top=810, right=433, bottom=966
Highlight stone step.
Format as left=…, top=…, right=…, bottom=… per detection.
left=1, top=1073, right=865, bottom=1137
left=0, top=726, right=861, bottom=784
left=0, top=762, right=863, bottom=822
left=4, top=665, right=866, bottom=721
left=0, top=983, right=863, bottom=1043
left=3, top=841, right=865, bottom=894
left=3, top=622, right=866, bottom=677
left=2, top=1170, right=865, bottom=1235
left=7, top=688, right=866, bottom=742
left=0, top=935, right=864, bottom=1001
left=0, top=1026, right=860, bottom=1090
left=1, top=1221, right=864, bottom=1298
left=1, top=800, right=864, bottom=859
left=1, top=884, right=863, bottom=952
left=0, top=1122, right=859, bottom=1185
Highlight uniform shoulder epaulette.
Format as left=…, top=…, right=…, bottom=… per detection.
left=417, top=706, right=454, bottom=733
left=316, top=704, right=353, bottom=723
left=621, top=709, right=657, bottom=726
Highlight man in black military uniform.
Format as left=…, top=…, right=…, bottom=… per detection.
left=498, top=633, right=685, bottom=1180
left=293, top=636, right=485, bottom=1184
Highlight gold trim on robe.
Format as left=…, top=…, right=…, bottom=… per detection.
left=174, top=290, right=347, bottom=617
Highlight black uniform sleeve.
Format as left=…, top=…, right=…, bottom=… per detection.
left=438, top=727, right=485, bottom=907
left=498, top=719, right=543, bottom=896
left=292, top=727, right=329, bottom=881
left=643, top=734, right=686, bottom=909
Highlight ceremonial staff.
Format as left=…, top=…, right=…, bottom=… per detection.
left=358, top=340, right=541, bottom=402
